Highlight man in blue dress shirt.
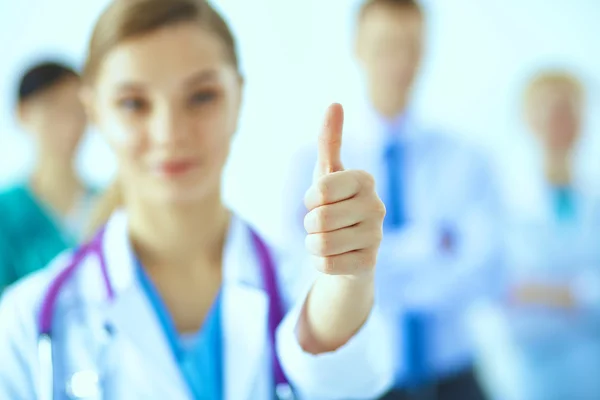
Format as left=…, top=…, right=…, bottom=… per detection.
left=282, top=1, right=503, bottom=399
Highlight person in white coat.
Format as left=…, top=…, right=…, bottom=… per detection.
left=0, top=1, right=395, bottom=399
left=283, top=1, right=503, bottom=399
left=468, top=69, right=600, bottom=400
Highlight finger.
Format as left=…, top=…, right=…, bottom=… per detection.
left=305, top=223, right=382, bottom=257
left=304, top=170, right=365, bottom=210
left=316, top=103, right=344, bottom=178
left=312, top=249, right=377, bottom=276
left=304, top=198, right=369, bottom=234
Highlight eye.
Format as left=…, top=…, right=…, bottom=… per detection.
left=189, top=91, right=217, bottom=105
left=117, top=97, right=147, bottom=112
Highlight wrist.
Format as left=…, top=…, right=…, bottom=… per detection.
left=335, top=270, right=376, bottom=286
left=314, top=272, right=375, bottom=302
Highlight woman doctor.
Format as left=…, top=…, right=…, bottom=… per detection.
left=0, top=0, right=393, bottom=399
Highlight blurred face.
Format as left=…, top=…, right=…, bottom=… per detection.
left=87, top=23, right=242, bottom=204
left=355, top=5, right=424, bottom=101
left=19, top=77, right=87, bottom=158
left=526, top=83, right=582, bottom=154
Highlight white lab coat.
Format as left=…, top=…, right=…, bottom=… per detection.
left=0, top=210, right=394, bottom=400
left=467, top=170, right=600, bottom=400
left=283, top=103, right=504, bottom=381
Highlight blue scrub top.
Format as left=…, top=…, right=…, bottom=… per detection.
left=136, top=263, right=223, bottom=400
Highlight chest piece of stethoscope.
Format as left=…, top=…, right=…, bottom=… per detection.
left=64, top=322, right=114, bottom=399
left=65, top=370, right=102, bottom=399
left=275, top=383, right=296, bottom=400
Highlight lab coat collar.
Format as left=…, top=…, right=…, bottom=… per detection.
left=97, top=209, right=270, bottom=400
left=101, top=209, right=265, bottom=295
left=511, top=146, right=592, bottom=222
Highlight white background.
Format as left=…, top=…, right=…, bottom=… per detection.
left=1, top=0, right=599, bottom=246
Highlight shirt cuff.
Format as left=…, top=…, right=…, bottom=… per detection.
left=276, top=295, right=395, bottom=399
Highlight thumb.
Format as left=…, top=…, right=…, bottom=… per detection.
left=316, top=103, right=345, bottom=178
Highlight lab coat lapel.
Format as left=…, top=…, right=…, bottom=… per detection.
left=106, top=288, right=191, bottom=399
left=222, top=283, right=269, bottom=400
left=222, top=217, right=270, bottom=400
left=100, top=211, right=271, bottom=399
left=99, top=210, right=190, bottom=398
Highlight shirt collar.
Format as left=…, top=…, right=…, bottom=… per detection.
left=362, top=103, right=421, bottom=145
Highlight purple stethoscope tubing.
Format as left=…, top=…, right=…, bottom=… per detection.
left=36, top=225, right=293, bottom=399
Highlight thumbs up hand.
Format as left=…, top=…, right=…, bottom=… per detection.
left=303, top=103, right=385, bottom=279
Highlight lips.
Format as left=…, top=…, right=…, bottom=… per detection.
left=155, top=159, right=198, bottom=177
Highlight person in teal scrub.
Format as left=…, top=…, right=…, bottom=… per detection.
left=0, top=61, right=95, bottom=292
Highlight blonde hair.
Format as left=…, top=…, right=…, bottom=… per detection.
left=523, top=69, right=584, bottom=109
left=83, top=0, right=239, bottom=237
left=358, top=0, right=422, bottom=21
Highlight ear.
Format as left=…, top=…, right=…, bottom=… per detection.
left=230, top=74, right=244, bottom=136
left=16, top=102, right=27, bottom=125
left=237, top=74, right=245, bottom=107
left=79, top=86, right=98, bottom=124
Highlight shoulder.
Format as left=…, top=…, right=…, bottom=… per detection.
left=0, top=184, right=35, bottom=232
left=0, top=250, right=74, bottom=330
left=0, top=184, right=28, bottom=208
left=415, top=122, right=485, bottom=158
left=417, top=125, right=495, bottom=173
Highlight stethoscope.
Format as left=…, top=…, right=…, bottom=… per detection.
left=36, top=225, right=295, bottom=400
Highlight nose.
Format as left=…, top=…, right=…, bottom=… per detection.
left=148, top=105, right=190, bottom=146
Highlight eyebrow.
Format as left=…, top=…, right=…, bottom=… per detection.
left=183, top=69, right=219, bottom=87
left=113, top=69, right=220, bottom=92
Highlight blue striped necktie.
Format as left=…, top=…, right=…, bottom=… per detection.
left=383, top=135, right=429, bottom=387
left=383, top=138, right=406, bottom=230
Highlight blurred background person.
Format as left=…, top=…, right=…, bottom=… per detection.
left=283, top=1, right=503, bottom=399
left=0, top=61, right=94, bottom=292
left=468, top=69, right=600, bottom=400
left=508, top=70, right=600, bottom=285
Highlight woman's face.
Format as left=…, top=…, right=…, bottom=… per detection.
left=88, top=23, right=242, bottom=204
left=527, top=83, right=582, bottom=155
left=19, top=77, right=87, bottom=159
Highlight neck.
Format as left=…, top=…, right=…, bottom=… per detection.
left=544, top=150, right=573, bottom=186
left=128, top=189, right=231, bottom=273
left=369, top=88, right=409, bottom=119
left=30, top=153, right=81, bottom=215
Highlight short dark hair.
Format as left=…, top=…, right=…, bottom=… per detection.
left=17, top=61, right=79, bottom=103
left=358, top=0, right=422, bottom=20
